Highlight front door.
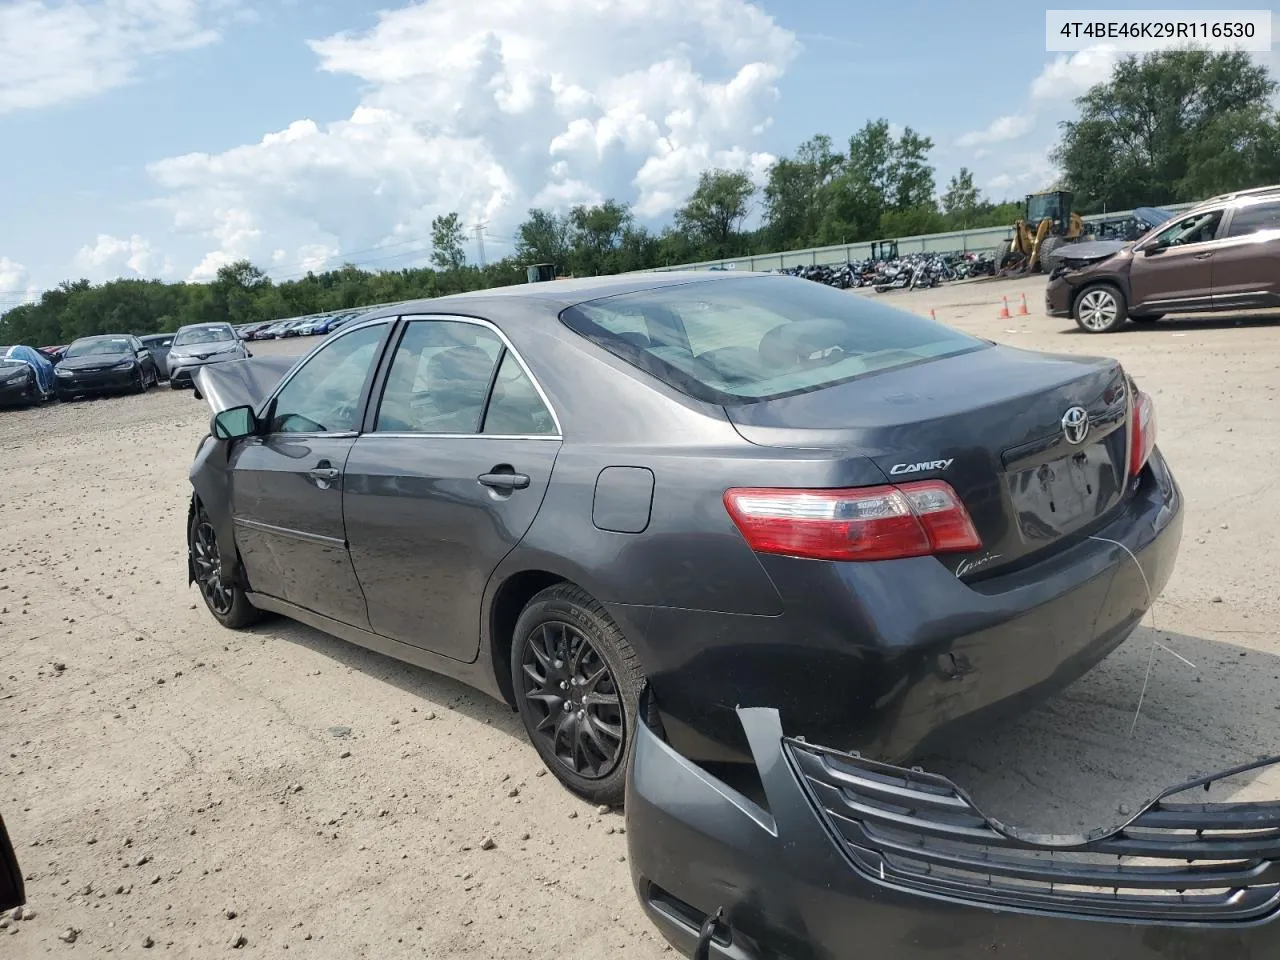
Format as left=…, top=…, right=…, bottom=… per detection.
left=1213, top=199, right=1280, bottom=309
left=1128, top=209, right=1223, bottom=311
left=343, top=316, right=562, bottom=661
left=229, top=321, right=390, bottom=627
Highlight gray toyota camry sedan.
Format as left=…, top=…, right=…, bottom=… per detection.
left=186, top=272, right=1181, bottom=805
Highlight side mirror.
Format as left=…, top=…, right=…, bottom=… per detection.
left=1143, top=241, right=1168, bottom=256
left=0, top=814, right=25, bottom=913
left=211, top=405, right=257, bottom=441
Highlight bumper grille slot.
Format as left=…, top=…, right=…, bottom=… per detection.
left=788, top=740, right=1280, bottom=923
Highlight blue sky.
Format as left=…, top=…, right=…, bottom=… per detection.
left=1, top=0, right=1275, bottom=306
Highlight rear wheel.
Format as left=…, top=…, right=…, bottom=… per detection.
left=511, top=584, right=644, bottom=806
left=1073, top=284, right=1128, bottom=333
left=188, top=507, right=261, bottom=629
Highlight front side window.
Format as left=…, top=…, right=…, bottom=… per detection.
left=269, top=323, right=387, bottom=433
left=1150, top=210, right=1223, bottom=248
left=1227, top=201, right=1280, bottom=238
left=560, top=276, right=985, bottom=403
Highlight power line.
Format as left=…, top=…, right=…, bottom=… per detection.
left=471, top=221, right=488, bottom=268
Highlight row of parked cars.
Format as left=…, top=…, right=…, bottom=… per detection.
left=0, top=322, right=255, bottom=407
left=237, top=310, right=365, bottom=341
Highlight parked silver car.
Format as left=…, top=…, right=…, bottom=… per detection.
left=168, top=323, right=250, bottom=392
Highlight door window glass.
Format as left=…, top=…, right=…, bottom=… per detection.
left=269, top=323, right=387, bottom=433
left=375, top=320, right=501, bottom=434
left=482, top=351, right=557, bottom=436
left=1150, top=210, right=1223, bottom=247
left=1226, top=201, right=1280, bottom=237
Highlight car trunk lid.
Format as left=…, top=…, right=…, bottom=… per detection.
left=723, top=344, right=1132, bottom=578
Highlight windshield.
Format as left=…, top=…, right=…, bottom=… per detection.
left=174, top=325, right=235, bottom=346
left=65, top=338, right=132, bottom=358
left=560, top=276, right=985, bottom=404
left=1027, top=194, right=1063, bottom=223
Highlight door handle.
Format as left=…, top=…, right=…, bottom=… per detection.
left=478, top=471, right=530, bottom=491
left=308, top=462, right=341, bottom=481
left=1193, top=252, right=1213, bottom=260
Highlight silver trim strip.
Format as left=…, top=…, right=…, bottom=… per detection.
left=232, top=516, right=346, bottom=547
left=366, top=433, right=560, bottom=441
left=395, top=313, right=565, bottom=438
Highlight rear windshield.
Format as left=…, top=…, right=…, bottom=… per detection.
left=559, top=276, right=985, bottom=403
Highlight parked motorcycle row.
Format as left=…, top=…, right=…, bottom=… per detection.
left=774, top=251, right=997, bottom=293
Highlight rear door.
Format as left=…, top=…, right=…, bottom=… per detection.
left=229, top=321, right=390, bottom=627
left=1213, top=199, right=1280, bottom=309
left=1128, top=208, right=1224, bottom=311
left=343, top=315, right=561, bottom=661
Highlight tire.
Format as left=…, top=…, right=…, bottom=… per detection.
left=1038, top=235, right=1068, bottom=272
left=510, top=584, right=644, bottom=806
left=132, top=366, right=148, bottom=394
left=1073, top=283, right=1128, bottom=333
left=1130, top=313, right=1163, bottom=324
left=188, top=507, right=261, bottom=629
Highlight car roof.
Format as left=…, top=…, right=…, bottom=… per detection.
left=71, top=334, right=132, bottom=343
left=177, top=322, right=234, bottom=332
left=367, top=271, right=769, bottom=319
left=1187, top=184, right=1280, bottom=214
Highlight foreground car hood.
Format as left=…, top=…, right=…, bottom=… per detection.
left=58, top=355, right=134, bottom=372
left=626, top=706, right=1280, bottom=959
left=195, top=355, right=297, bottom=413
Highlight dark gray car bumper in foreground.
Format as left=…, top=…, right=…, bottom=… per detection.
left=627, top=706, right=1280, bottom=960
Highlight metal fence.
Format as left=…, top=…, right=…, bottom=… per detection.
left=641, top=202, right=1198, bottom=274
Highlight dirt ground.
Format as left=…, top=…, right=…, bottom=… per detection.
left=2, top=278, right=1279, bottom=956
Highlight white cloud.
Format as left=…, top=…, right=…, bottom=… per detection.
left=1030, top=46, right=1124, bottom=102
left=0, top=0, right=241, bottom=114
left=73, top=233, right=172, bottom=280
left=957, top=113, right=1036, bottom=147
left=984, top=148, right=1057, bottom=198
left=0, top=257, right=40, bottom=310
left=147, top=0, right=799, bottom=276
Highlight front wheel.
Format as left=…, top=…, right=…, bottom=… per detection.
left=511, top=584, right=644, bottom=806
left=1073, top=284, right=1128, bottom=333
left=188, top=508, right=261, bottom=629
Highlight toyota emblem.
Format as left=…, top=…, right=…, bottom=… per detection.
left=1061, top=405, right=1090, bottom=445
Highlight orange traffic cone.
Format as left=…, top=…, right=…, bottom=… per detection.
left=997, top=296, right=1011, bottom=319
left=1016, top=293, right=1029, bottom=316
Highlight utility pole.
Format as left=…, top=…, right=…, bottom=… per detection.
left=473, top=222, right=488, bottom=268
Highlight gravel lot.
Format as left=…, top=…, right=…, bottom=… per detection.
left=2, top=278, right=1279, bottom=955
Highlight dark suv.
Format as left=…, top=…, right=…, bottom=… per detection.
left=1046, top=185, right=1280, bottom=332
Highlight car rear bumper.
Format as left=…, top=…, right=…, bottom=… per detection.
left=627, top=705, right=1280, bottom=960
left=626, top=449, right=1183, bottom=767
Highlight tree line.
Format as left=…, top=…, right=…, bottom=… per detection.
left=3, top=49, right=1277, bottom=347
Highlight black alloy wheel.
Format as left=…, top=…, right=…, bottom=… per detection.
left=511, top=584, right=644, bottom=805
left=191, top=518, right=234, bottom=617
left=188, top=507, right=261, bottom=629
left=520, top=620, right=625, bottom=779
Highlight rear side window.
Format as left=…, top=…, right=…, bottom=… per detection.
left=559, top=276, right=985, bottom=403
left=1227, top=200, right=1280, bottom=237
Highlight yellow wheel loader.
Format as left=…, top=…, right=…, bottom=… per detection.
left=996, top=190, right=1085, bottom=274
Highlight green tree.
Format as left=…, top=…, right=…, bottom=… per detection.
left=515, top=209, right=570, bottom=267
left=941, top=167, right=980, bottom=224
left=1053, top=49, right=1279, bottom=211
left=674, top=169, right=756, bottom=258
left=430, top=212, right=467, bottom=270
left=567, top=200, right=633, bottom=275
left=762, top=134, right=844, bottom=250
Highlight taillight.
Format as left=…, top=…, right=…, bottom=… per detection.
left=1129, top=389, right=1156, bottom=476
left=723, top=480, right=982, bottom=562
